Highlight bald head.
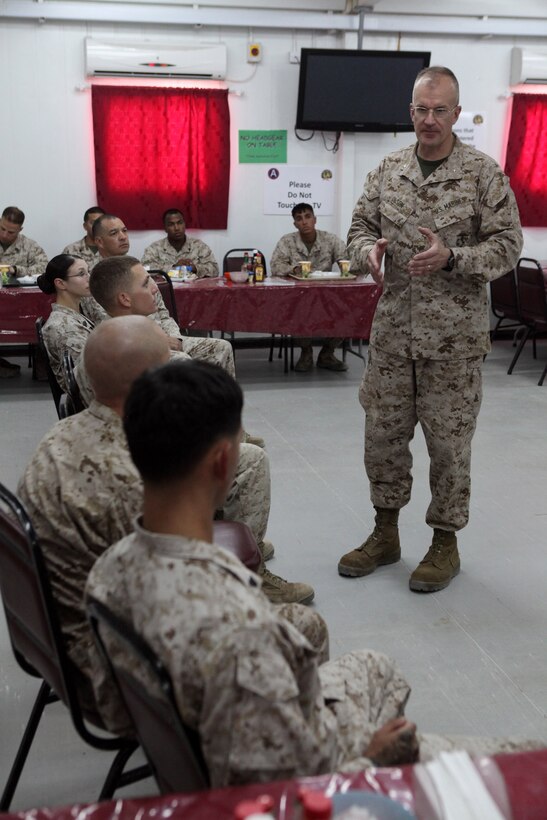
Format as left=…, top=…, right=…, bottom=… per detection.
left=84, top=316, right=170, bottom=407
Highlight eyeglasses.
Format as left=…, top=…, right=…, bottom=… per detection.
left=67, top=271, right=90, bottom=279
left=411, top=105, right=458, bottom=120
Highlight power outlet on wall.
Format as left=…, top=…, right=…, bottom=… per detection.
left=289, top=51, right=300, bottom=64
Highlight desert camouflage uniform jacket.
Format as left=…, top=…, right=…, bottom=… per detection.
left=86, top=524, right=421, bottom=784
left=348, top=136, right=523, bottom=359
left=62, top=237, right=101, bottom=268
left=0, top=233, right=48, bottom=278
left=18, top=404, right=270, bottom=724
left=142, top=236, right=219, bottom=278
left=41, top=303, right=94, bottom=403
left=270, top=229, right=347, bottom=276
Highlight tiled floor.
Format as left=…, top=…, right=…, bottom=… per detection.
left=1, top=337, right=547, bottom=810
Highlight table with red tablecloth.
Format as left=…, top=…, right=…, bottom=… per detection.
left=173, top=276, right=381, bottom=337
left=3, top=750, right=547, bottom=820
left=0, top=288, right=53, bottom=345
left=0, top=279, right=380, bottom=348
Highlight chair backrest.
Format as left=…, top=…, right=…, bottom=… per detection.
left=222, top=248, right=268, bottom=276
left=0, top=483, right=123, bottom=751
left=62, top=350, right=86, bottom=414
left=150, top=270, right=180, bottom=326
left=87, top=598, right=210, bottom=795
left=490, top=270, right=520, bottom=320
left=35, top=317, right=64, bottom=417
left=212, top=520, right=261, bottom=572
left=516, top=258, right=547, bottom=326
left=58, top=392, right=77, bottom=419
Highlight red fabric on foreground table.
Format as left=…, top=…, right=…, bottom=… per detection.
left=0, top=288, right=53, bottom=345
left=4, top=751, right=547, bottom=820
left=173, top=276, right=381, bottom=337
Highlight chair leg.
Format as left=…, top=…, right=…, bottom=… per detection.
left=98, top=740, right=145, bottom=801
left=533, top=336, right=537, bottom=359
left=268, top=334, right=275, bottom=362
left=1, top=680, right=58, bottom=811
left=507, top=327, right=531, bottom=374
left=539, top=362, right=547, bottom=387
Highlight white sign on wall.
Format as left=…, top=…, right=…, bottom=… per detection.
left=453, top=111, right=486, bottom=153
left=263, top=165, right=335, bottom=215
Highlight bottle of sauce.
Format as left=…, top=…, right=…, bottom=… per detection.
left=254, top=251, right=265, bottom=283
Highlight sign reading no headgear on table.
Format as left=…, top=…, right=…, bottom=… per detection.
left=263, top=165, right=335, bottom=215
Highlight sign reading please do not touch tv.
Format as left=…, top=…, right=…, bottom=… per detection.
left=263, top=165, right=335, bottom=215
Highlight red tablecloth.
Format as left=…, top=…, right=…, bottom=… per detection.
left=173, top=276, right=381, bottom=337
left=0, top=288, right=53, bottom=345
left=0, top=279, right=380, bottom=345
left=3, top=750, right=547, bottom=820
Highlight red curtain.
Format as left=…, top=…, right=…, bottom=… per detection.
left=504, top=93, right=547, bottom=228
left=92, top=86, right=230, bottom=230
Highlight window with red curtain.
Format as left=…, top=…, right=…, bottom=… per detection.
left=92, top=86, right=230, bottom=230
left=504, top=93, right=547, bottom=228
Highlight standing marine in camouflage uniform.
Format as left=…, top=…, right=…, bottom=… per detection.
left=0, top=205, right=48, bottom=378
left=338, top=67, right=523, bottom=592
left=62, top=206, right=105, bottom=268
left=270, top=203, right=348, bottom=372
left=142, top=208, right=219, bottom=278
left=86, top=357, right=541, bottom=784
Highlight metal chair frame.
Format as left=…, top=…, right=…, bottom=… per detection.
left=88, top=598, right=210, bottom=796
left=0, top=483, right=149, bottom=811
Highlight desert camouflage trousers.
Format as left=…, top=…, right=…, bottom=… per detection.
left=359, top=346, right=483, bottom=531
left=319, top=651, right=543, bottom=769
left=223, top=443, right=269, bottom=547
left=182, top=335, right=235, bottom=378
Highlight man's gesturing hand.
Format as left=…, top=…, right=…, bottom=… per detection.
left=408, top=227, right=451, bottom=276
left=365, top=717, right=419, bottom=767
left=367, top=238, right=388, bottom=285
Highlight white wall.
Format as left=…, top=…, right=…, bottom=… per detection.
left=0, top=18, right=546, bottom=266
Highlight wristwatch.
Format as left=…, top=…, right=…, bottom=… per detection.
left=443, top=249, right=455, bottom=272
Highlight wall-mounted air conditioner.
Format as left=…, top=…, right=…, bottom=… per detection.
left=85, top=38, right=227, bottom=79
left=510, top=47, right=547, bottom=84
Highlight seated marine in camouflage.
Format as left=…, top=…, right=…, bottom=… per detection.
left=86, top=357, right=542, bottom=786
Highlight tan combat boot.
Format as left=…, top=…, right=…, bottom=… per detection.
left=258, top=539, right=275, bottom=562
left=409, top=529, right=460, bottom=592
left=338, top=508, right=401, bottom=577
left=260, top=566, right=315, bottom=605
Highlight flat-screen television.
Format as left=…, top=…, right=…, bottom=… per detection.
left=295, top=48, right=431, bottom=133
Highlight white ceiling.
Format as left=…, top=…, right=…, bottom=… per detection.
left=32, top=0, right=547, bottom=16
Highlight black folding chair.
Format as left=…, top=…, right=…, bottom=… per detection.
left=149, top=270, right=180, bottom=326
left=62, top=350, right=86, bottom=413
left=35, top=317, right=63, bottom=418
left=88, top=598, right=210, bottom=796
left=508, top=258, right=547, bottom=385
left=222, top=248, right=294, bottom=370
left=490, top=269, right=523, bottom=339
left=0, top=483, right=150, bottom=811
